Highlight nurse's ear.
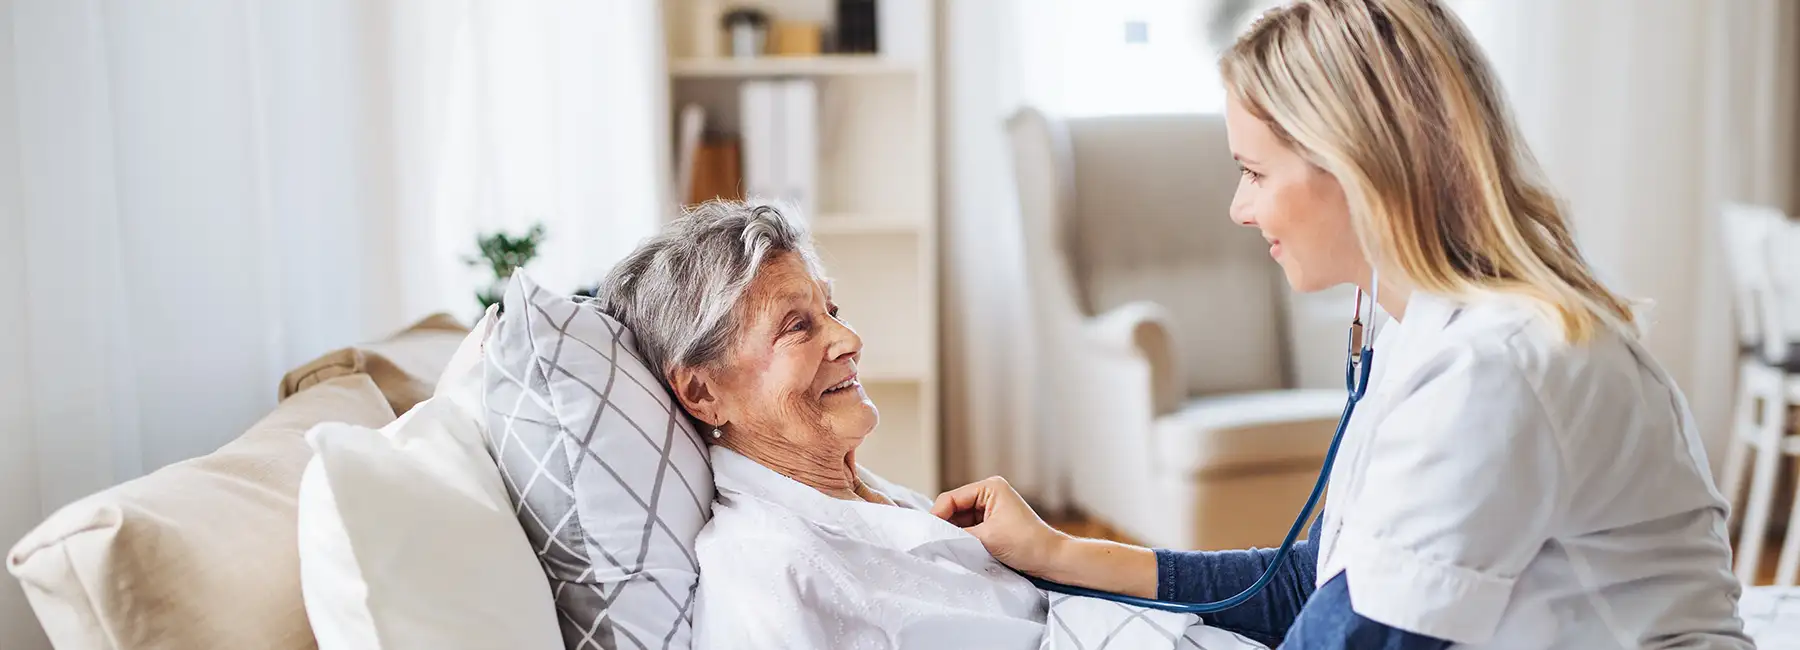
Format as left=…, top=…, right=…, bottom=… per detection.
left=671, top=364, right=726, bottom=428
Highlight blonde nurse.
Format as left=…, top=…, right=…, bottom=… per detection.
left=932, top=0, right=1754, bottom=647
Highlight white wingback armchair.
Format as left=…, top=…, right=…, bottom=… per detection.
left=1006, top=107, right=1346, bottom=551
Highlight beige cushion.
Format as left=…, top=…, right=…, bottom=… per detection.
left=1152, top=389, right=1344, bottom=477
left=279, top=313, right=470, bottom=416
left=6, top=374, right=396, bottom=650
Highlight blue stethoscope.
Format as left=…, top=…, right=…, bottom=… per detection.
left=1028, top=275, right=1383, bottom=614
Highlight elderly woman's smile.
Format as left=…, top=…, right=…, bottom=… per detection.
left=691, top=251, right=879, bottom=450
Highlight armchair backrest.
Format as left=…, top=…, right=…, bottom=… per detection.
left=1007, top=107, right=1291, bottom=397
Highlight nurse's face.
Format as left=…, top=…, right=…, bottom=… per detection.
left=1225, top=95, right=1365, bottom=292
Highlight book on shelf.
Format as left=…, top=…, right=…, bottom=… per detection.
left=673, top=102, right=746, bottom=207
left=782, top=79, right=818, bottom=220
left=674, top=103, right=707, bottom=206
left=739, top=78, right=819, bottom=220
left=740, top=80, right=776, bottom=207
left=688, top=137, right=743, bottom=206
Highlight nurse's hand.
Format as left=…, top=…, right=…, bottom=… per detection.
left=933, top=476, right=1160, bottom=599
left=931, top=476, right=1068, bottom=576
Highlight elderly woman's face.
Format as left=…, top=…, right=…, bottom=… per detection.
left=698, top=252, right=877, bottom=447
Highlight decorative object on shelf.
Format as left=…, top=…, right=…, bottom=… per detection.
left=834, top=0, right=878, bottom=54
left=691, top=0, right=725, bottom=58
left=723, top=7, right=769, bottom=58
left=465, top=224, right=546, bottom=309
left=771, top=20, right=824, bottom=56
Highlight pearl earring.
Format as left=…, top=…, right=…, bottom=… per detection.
left=710, top=428, right=722, bottom=440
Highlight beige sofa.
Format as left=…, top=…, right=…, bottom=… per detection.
left=5, top=315, right=471, bottom=649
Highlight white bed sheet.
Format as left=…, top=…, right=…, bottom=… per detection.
left=1743, top=586, right=1800, bottom=649
left=696, top=449, right=1262, bottom=649
left=1042, top=593, right=1266, bottom=650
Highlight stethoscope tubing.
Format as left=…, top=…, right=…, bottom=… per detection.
left=1027, top=279, right=1381, bottom=614
left=1026, top=348, right=1372, bottom=613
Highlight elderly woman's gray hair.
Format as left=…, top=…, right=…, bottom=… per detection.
left=596, top=200, right=823, bottom=379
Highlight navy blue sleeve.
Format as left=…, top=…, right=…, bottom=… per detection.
left=1150, top=516, right=1320, bottom=648
left=1280, top=572, right=1452, bottom=649
left=1152, top=515, right=1452, bottom=649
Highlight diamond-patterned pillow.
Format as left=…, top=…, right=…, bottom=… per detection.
left=484, top=274, right=713, bottom=650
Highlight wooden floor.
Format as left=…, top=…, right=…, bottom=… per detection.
left=1753, top=540, right=1784, bottom=586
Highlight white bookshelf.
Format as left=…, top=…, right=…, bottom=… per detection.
left=812, top=213, right=926, bottom=235
left=661, top=1, right=942, bottom=493
left=670, top=55, right=918, bottom=78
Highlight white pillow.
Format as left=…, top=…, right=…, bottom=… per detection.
left=437, top=305, right=499, bottom=420
left=297, top=317, right=561, bottom=650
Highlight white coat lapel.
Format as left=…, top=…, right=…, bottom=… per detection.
left=1317, top=292, right=1462, bottom=584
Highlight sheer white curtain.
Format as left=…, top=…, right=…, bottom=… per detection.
left=0, top=1, right=665, bottom=645
left=384, top=0, right=670, bottom=319
left=1455, top=0, right=1800, bottom=473
left=940, top=0, right=1039, bottom=505
left=940, top=0, right=1260, bottom=508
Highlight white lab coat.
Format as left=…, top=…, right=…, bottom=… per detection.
left=1314, top=292, right=1754, bottom=648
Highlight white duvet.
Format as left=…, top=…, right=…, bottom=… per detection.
left=1742, top=586, right=1800, bottom=650
left=692, top=446, right=1263, bottom=650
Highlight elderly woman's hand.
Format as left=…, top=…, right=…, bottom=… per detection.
left=931, top=476, right=1069, bottom=576
left=934, top=476, right=1160, bottom=598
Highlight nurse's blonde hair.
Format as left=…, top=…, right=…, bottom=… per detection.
left=1220, top=0, right=1636, bottom=342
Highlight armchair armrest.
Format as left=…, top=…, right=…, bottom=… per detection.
left=1084, top=301, right=1183, bottom=415
left=1153, top=389, right=1345, bottom=476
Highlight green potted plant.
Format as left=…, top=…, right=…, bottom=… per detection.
left=466, top=223, right=547, bottom=309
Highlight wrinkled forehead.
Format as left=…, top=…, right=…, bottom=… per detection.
left=740, top=252, right=833, bottom=320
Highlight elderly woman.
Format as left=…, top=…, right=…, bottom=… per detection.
left=594, top=202, right=1049, bottom=649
